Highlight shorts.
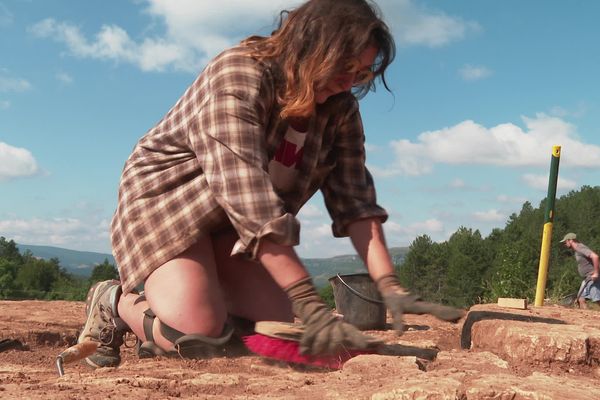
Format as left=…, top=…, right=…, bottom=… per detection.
left=580, top=278, right=600, bottom=302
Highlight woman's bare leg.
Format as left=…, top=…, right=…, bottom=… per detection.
left=118, top=235, right=227, bottom=351
left=212, top=228, right=293, bottom=322
left=117, top=228, right=293, bottom=353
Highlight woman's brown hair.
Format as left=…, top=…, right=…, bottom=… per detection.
left=241, top=0, right=395, bottom=119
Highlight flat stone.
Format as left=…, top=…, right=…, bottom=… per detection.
left=370, top=370, right=464, bottom=400
left=471, top=320, right=597, bottom=364
left=465, top=372, right=600, bottom=400
left=435, top=350, right=509, bottom=372
left=461, top=304, right=600, bottom=366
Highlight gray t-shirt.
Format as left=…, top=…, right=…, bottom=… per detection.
left=574, top=243, right=595, bottom=278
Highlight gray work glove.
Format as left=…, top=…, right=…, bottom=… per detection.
left=376, top=274, right=465, bottom=334
left=285, top=277, right=382, bottom=355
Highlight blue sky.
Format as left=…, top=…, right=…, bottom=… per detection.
left=1, top=0, right=599, bottom=258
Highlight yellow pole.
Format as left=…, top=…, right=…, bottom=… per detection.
left=534, top=145, right=561, bottom=306
left=535, top=223, right=553, bottom=306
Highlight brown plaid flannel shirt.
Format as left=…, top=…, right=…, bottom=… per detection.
left=111, top=45, right=388, bottom=294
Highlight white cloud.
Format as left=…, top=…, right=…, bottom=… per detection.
left=459, top=64, right=492, bottom=81
left=27, top=0, right=289, bottom=73
left=521, top=173, right=577, bottom=192
left=143, top=0, right=290, bottom=43
left=473, top=209, right=506, bottom=223
left=364, top=142, right=380, bottom=153
left=385, top=218, right=444, bottom=238
left=29, top=0, right=477, bottom=73
left=0, top=216, right=111, bottom=253
left=298, top=217, right=447, bottom=257
left=383, top=114, right=600, bottom=176
left=0, top=3, right=13, bottom=27
left=379, top=0, right=480, bottom=47
left=298, top=222, right=355, bottom=258
left=296, top=199, right=348, bottom=257
left=297, top=203, right=324, bottom=219
left=144, top=0, right=479, bottom=52
left=0, top=142, right=39, bottom=180
left=384, top=217, right=493, bottom=249
left=549, top=103, right=587, bottom=119
left=379, top=139, right=434, bottom=177
left=29, top=19, right=186, bottom=72
left=56, top=72, right=73, bottom=84
left=0, top=100, right=9, bottom=109
left=0, top=73, right=32, bottom=92
left=369, top=164, right=408, bottom=178
left=496, top=194, right=528, bottom=204
left=448, top=178, right=466, bottom=189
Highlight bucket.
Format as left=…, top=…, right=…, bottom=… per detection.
left=328, top=273, right=386, bottom=330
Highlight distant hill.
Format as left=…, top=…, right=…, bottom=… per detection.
left=16, top=244, right=116, bottom=277
left=16, top=243, right=408, bottom=288
left=304, top=247, right=407, bottom=287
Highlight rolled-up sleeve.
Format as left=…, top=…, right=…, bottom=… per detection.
left=321, top=99, right=388, bottom=237
left=189, top=61, right=300, bottom=258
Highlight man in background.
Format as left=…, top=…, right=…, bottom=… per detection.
left=561, top=232, right=600, bottom=309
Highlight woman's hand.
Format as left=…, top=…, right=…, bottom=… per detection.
left=376, top=274, right=465, bottom=334
left=285, top=277, right=381, bottom=355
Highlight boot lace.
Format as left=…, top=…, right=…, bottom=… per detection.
left=97, top=303, right=123, bottom=347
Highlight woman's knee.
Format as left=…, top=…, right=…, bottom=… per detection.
left=144, top=238, right=228, bottom=337
left=212, top=231, right=293, bottom=322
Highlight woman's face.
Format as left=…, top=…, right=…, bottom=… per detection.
left=314, top=45, right=378, bottom=104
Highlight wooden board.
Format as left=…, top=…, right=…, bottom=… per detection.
left=497, top=298, right=528, bottom=309
left=254, top=321, right=304, bottom=341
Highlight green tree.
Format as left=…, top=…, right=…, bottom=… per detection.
left=444, top=227, right=491, bottom=307
left=89, top=259, right=119, bottom=284
left=50, top=274, right=88, bottom=301
left=554, top=186, right=600, bottom=250
left=398, top=235, right=449, bottom=303
left=394, top=187, right=600, bottom=306
left=0, top=237, right=22, bottom=264
left=484, top=242, right=537, bottom=301
left=482, top=202, right=543, bottom=302
left=319, top=284, right=335, bottom=309
left=14, top=257, right=60, bottom=298
left=0, top=259, right=21, bottom=299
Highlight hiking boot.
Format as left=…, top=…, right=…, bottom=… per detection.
left=78, top=279, right=129, bottom=368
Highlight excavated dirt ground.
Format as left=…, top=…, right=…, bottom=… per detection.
left=1, top=300, right=600, bottom=399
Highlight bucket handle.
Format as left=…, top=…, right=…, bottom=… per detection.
left=335, top=274, right=384, bottom=304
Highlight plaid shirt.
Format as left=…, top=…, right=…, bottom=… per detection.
left=111, top=45, right=388, bottom=294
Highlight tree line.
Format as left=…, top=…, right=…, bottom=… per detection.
left=0, top=238, right=118, bottom=301
left=397, top=185, right=600, bottom=308
left=1, top=185, right=598, bottom=306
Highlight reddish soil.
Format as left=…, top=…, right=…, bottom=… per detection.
left=1, top=300, right=599, bottom=399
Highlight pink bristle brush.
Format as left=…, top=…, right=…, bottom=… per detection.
left=243, top=321, right=376, bottom=369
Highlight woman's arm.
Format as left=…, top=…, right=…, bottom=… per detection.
left=347, top=217, right=398, bottom=282
left=257, top=239, right=309, bottom=288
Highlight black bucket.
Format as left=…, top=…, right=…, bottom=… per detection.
left=328, top=273, right=386, bottom=330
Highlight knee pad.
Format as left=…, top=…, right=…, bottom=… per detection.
left=137, top=339, right=172, bottom=358
left=138, top=308, right=233, bottom=359
left=172, top=327, right=234, bottom=359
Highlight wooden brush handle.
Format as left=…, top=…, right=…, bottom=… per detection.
left=58, top=341, right=99, bottom=364
left=254, top=321, right=304, bottom=341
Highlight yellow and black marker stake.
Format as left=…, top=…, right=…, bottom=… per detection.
left=534, top=145, right=561, bottom=306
